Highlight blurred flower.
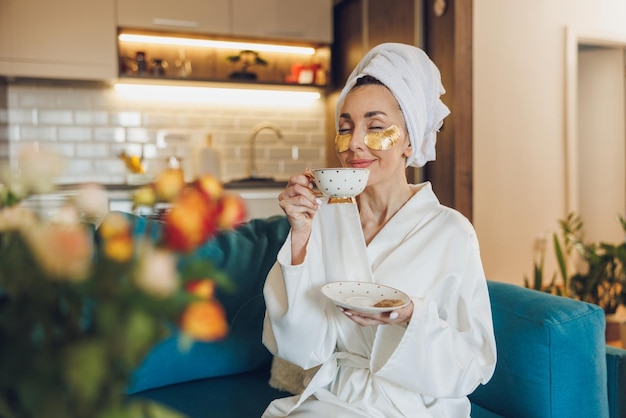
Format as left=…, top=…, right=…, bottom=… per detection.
left=135, top=244, right=179, bottom=298
left=49, top=203, right=81, bottom=225
left=98, top=211, right=132, bottom=239
left=0, top=205, right=37, bottom=232
left=185, top=279, right=216, bottom=300
left=180, top=300, right=228, bottom=341
left=16, top=144, right=66, bottom=194
left=154, top=168, right=185, bottom=202
left=22, top=222, right=93, bottom=282
left=133, top=185, right=157, bottom=208
left=73, top=183, right=109, bottom=220
left=0, top=159, right=242, bottom=417
left=217, top=193, right=247, bottom=229
left=196, top=175, right=224, bottom=200
left=164, top=187, right=217, bottom=252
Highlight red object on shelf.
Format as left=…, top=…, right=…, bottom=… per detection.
left=287, top=63, right=324, bottom=85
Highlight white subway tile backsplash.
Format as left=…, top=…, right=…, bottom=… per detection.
left=7, top=109, right=36, bottom=125
left=65, top=159, right=93, bottom=175
left=58, top=127, right=92, bottom=142
left=16, top=88, right=58, bottom=108
left=76, top=144, right=109, bottom=158
left=126, top=128, right=152, bottom=143
left=19, top=126, right=57, bottom=141
left=5, top=83, right=327, bottom=184
left=93, top=159, right=126, bottom=174
left=45, top=143, right=76, bottom=157
left=111, top=111, right=142, bottom=127
left=93, top=127, right=126, bottom=142
left=39, top=110, right=74, bottom=125
left=75, top=111, right=108, bottom=126
left=143, top=112, right=176, bottom=127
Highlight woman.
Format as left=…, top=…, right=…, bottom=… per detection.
left=262, top=43, right=496, bottom=417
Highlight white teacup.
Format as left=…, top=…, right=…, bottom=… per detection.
left=312, top=168, right=370, bottom=203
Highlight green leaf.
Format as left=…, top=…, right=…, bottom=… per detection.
left=63, top=339, right=107, bottom=403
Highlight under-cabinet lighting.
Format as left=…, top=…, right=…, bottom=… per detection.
left=118, top=34, right=316, bottom=55
left=113, top=82, right=321, bottom=107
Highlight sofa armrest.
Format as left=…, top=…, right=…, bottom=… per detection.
left=606, top=345, right=626, bottom=418
left=470, top=281, right=609, bottom=418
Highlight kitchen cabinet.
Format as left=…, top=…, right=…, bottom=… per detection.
left=117, top=0, right=332, bottom=43
left=232, top=0, right=332, bottom=43
left=0, top=0, right=117, bottom=80
left=117, top=0, right=230, bottom=35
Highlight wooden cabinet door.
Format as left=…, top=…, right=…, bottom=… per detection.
left=232, top=0, right=332, bottom=43
left=0, top=0, right=117, bottom=80
left=117, top=0, right=230, bottom=35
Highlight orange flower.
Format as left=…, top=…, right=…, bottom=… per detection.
left=99, top=212, right=131, bottom=240
left=180, top=300, right=228, bottom=341
left=132, top=185, right=156, bottom=208
left=163, top=188, right=217, bottom=252
left=217, top=193, right=247, bottom=229
left=196, top=174, right=224, bottom=201
left=154, top=168, right=185, bottom=202
left=185, top=279, right=215, bottom=300
left=103, top=234, right=134, bottom=263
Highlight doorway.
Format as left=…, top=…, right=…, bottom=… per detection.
left=565, top=28, right=626, bottom=243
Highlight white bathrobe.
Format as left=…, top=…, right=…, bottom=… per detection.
left=262, top=182, right=497, bottom=417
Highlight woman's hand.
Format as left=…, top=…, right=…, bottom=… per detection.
left=339, top=301, right=414, bottom=327
left=278, top=170, right=321, bottom=232
left=278, top=170, right=322, bottom=264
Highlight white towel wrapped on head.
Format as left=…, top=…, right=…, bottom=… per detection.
left=335, top=43, right=450, bottom=168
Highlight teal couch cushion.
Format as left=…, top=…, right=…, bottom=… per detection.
left=470, top=281, right=608, bottom=418
left=606, top=345, right=626, bottom=418
left=126, top=215, right=290, bottom=393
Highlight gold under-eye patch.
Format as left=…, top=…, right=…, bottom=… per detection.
left=335, top=133, right=352, bottom=153
left=335, top=125, right=401, bottom=153
left=364, top=125, right=400, bottom=150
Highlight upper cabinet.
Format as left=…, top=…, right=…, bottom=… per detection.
left=117, top=0, right=230, bottom=35
left=117, top=0, right=332, bottom=44
left=0, top=0, right=117, bottom=80
left=232, top=0, right=333, bottom=43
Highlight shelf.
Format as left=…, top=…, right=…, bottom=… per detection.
left=117, top=74, right=330, bottom=91
left=117, top=30, right=331, bottom=89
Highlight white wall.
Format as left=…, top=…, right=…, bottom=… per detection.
left=473, top=0, right=626, bottom=284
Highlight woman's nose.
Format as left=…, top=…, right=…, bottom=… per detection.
left=349, top=129, right=366, bottom=152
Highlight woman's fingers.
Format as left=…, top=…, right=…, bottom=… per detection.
left=338, top=301, right=414, bottom=326
left=278, top=172, right=322, bottom=231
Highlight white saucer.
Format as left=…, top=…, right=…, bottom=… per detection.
left=321, top=281, right=410, bottom=313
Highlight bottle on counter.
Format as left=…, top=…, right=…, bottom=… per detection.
left=193, top=134, right=222, bottom=180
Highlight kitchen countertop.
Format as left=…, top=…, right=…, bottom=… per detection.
left=56, top=178, right=287, bottom=192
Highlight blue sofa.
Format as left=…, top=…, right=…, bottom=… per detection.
left=126, top=215, right=626, bottom=418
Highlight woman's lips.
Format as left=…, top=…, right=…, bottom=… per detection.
left=348, top=159, right=374, bottom=168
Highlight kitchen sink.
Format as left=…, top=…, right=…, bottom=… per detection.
left=224, top=177, right=286, bottom=189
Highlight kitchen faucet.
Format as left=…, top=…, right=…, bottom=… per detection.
left=248, top=122, right=283, bottom=178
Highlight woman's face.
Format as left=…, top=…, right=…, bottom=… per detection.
left=336, top=84, right=412, bottom=186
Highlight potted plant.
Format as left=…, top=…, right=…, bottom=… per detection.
left=525, top=212, right=626, bottom=343
left=227, top=50, right=268, bottom=80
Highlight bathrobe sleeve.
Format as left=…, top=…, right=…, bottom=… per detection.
left=262, top=224, right=337, bottom=370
